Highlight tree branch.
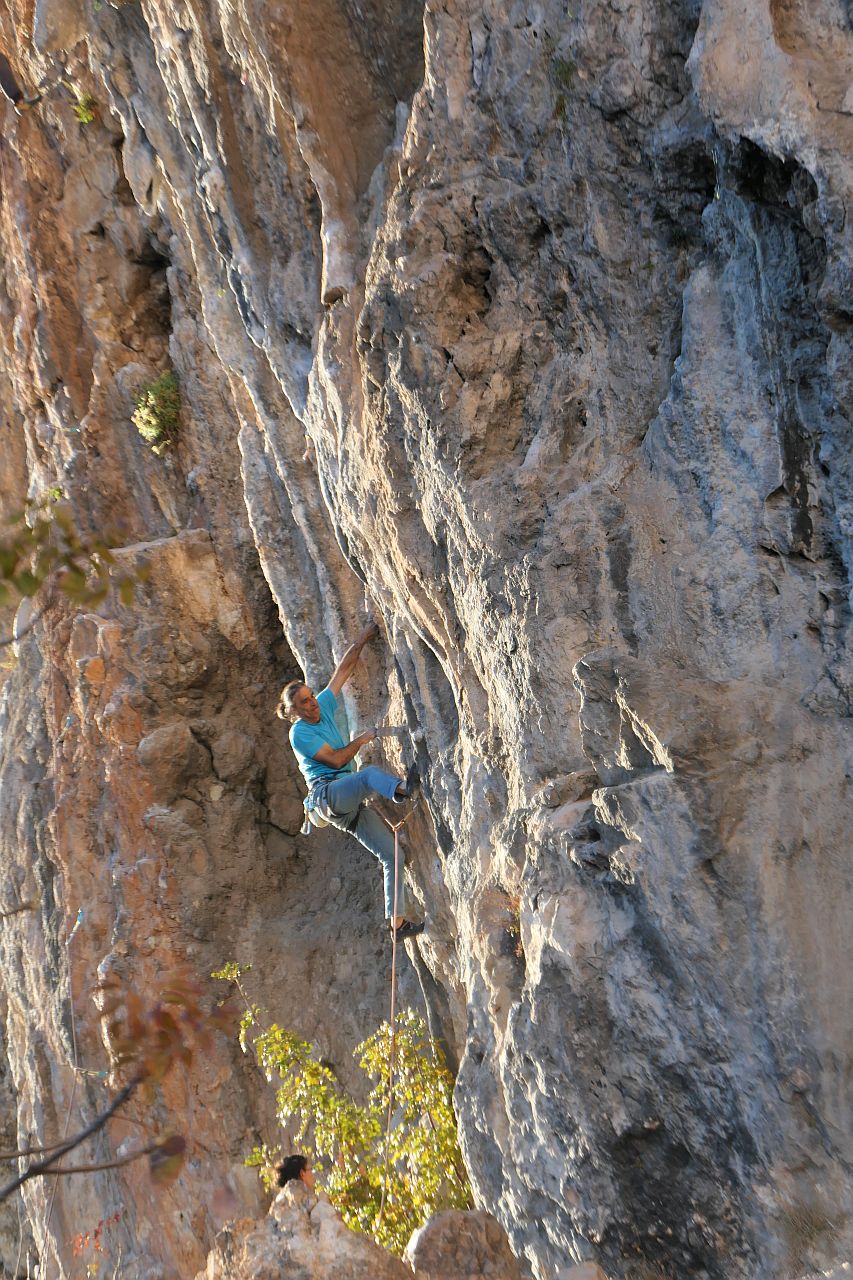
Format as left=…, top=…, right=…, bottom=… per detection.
left=0, top=901, right=36, bottom=921
left=0, top=1138, right=76, bottom=1162
left=0, top=1118, right=219, bottom=1163
left=35, top=1143, right=157, bottom=1176
left=0, top=1077, right=140, bottom=1203
left=0, top=602, right=49, bottom=649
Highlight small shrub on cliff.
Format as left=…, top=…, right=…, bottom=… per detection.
left=549, top=51, right=575, bottom=125
left=132, top=372, right=181, bottom=454
left=72, top=93, right=98, bottom=125
left=213, top=964, right=473, bottom=1255
left=551, top=54, right=576, bottom=90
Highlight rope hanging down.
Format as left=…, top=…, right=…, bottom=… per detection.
left=376, top=799, right=420, bottom=1230
left=41, top=908, right=84, bottom=1279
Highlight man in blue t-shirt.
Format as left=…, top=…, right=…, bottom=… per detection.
left=278, top=621, right=423, bottom=942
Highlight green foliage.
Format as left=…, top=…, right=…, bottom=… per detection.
left=132, top=372, right=181, bottom=454
left=0, top=492, right=147, bottom=622
left=73, top=94, right=98, bottom=125
left=238, top=1004, right=264, bottom=1052
left=214, top=966, right=473, bottom=1255
left=245, top=1143, right=282, bottom=1193
left=210, top=961, right=252, bottom=984
left=551, top=54, right=576, bottom=91
left=353, top=1012, right=474, bottom=1251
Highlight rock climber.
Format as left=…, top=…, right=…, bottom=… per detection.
left=0, top=49, right=40, bottom=113
left=275, top=1154, right=315, bottom=1190
left=278, top=621, right=424, bottom=942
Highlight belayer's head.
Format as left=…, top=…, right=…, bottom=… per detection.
left=275, top=1153, right=315, bottom=1190
left=277, top=680, right=321, bottom=724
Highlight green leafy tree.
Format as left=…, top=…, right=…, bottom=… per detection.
left=213, top=964, right=473, bottom=1255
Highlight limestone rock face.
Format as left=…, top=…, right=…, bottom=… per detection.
left=405, top=1207, right=530, bottom=1279
left=197, top=1187, right=532, bottom=1280
left=0, top=0, right=851, bottom=1279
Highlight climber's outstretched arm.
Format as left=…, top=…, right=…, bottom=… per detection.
left=327, top=621, right=379, bottom=696
left=312, top=730, right=376, bottom=771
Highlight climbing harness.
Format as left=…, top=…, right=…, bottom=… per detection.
left=299, top=731, right=408, bottom=833
left=376, top=799, right=421, bottom=1230
left=300, top=780, right=334, bottom=832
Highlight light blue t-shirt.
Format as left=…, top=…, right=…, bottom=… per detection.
left=289, top=687, right=355, bottom=788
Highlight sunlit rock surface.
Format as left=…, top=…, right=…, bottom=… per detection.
left=405, top=1206, right=531, bottom=1278
left=197, top=1187, right=529, bottom=1280
left=0, top=0, right=851, bottom=1277
left=195, top=1183, right=411, bottom=1280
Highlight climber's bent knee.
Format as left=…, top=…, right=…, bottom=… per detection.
left=325, top=766, right=400, bottom=816
left=358, top=765, right=401, bottom=799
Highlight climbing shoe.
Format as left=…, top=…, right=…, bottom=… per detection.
left=395, top=761, right=420, bottom=802
left=389, top=918, right=424, bottom=942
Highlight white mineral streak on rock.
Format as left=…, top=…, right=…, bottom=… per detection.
left=0, top=0, right=850, bottom=1278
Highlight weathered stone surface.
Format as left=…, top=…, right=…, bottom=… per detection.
left=0, top=0, right=850, bottom=1279
left=195, top=1184, right=411, bottom=1280
left=405, top=1208, right=530, bottom=1279
left=0, top=1023, right=35, bottom=1277
left=198, top=1189, right=532, bottom=1280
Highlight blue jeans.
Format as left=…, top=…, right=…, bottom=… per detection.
left=323, top=767, right=406, bottom=918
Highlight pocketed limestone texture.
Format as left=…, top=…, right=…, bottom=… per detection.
left=0, top=0, right=850, bottom=1277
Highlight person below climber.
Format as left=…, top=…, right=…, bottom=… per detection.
left=279, top=621, right=424, bottom=942
left=275, top=1154, right=315, bottom=1190
left=0, top=49, right=41, bottom=113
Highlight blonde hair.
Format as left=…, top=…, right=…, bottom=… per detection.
left=276, top=680, right=306, bottom=720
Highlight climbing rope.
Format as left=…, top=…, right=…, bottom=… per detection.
left=376, top=799, right=420, bottom=1230
left=41, top=908, right=84, bottom=1279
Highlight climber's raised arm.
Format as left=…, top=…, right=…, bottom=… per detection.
left=327, top=621, right=379, bottom=696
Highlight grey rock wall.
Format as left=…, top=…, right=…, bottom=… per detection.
left=0, top=0, right=850, bottom=1277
